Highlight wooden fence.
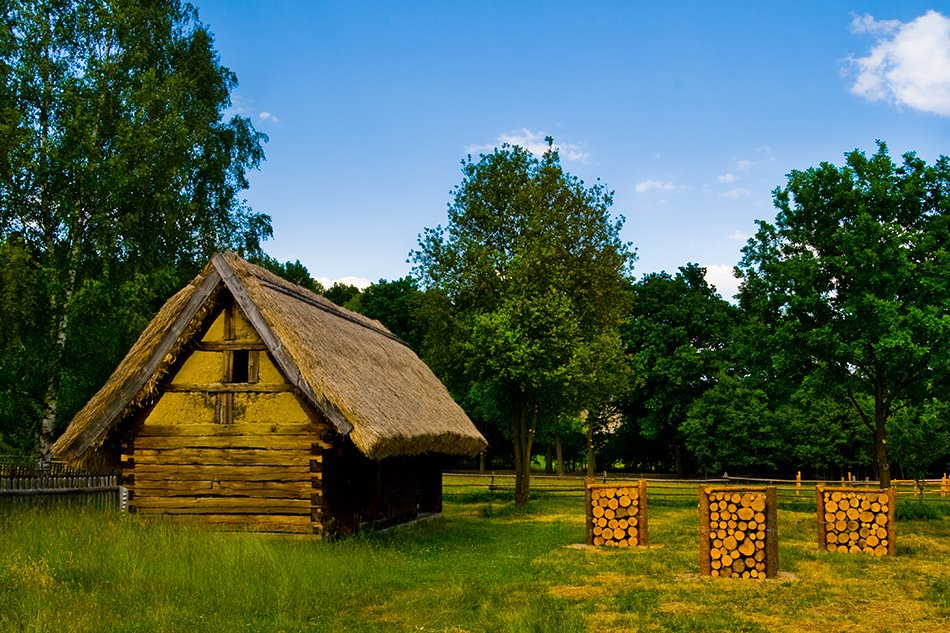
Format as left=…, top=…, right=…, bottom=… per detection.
left=443, top=471, right=950, bottom=505
left=0, top=461, right=122, bottom=511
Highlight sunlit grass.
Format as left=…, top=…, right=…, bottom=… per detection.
left=2, top=482, right=950, bottom=631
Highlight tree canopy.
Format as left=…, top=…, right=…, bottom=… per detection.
left=0, top=0, right=270, bottom=461
left=737, top=142, right=950, bottom=487
left=411, top=139, right=634, bottom=505
left=619, top=263, right=737, bottom=475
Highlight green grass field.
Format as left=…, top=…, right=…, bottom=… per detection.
left=2, top=479, right=950, bottom=632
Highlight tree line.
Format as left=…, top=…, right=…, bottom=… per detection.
left=2, top=3, right=948, bottom=504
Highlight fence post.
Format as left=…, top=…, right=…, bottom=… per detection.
left=796, top=471, right=801, bottom=497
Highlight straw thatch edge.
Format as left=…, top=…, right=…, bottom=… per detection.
left=52, top=252, right=486, bottom=464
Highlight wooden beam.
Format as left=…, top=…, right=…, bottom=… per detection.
left=195, top=342, right=268, bottom=351
left=165, top=382, right=293, bottom=393
left=134, top=435, right=314, bottom=451
left=130, top=464, right=311, bottom=479
left=132, top=497, right=311, bottom=513
left=137, top=423, right=315, bottom=437
left=130, top=448, right=312, bottom=467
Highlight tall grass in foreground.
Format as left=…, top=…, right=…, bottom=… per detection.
left=2, top=488, right=950, bottom=632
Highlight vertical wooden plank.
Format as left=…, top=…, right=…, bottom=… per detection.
left=698, top=485, right=711, bottom=576
left=585, top=483, right=594, bottom=546
left=887, top=486, right=896, bottom=556
left=816, top=483, right=827, bottom=551
left=224, top=302, right=236, bottom=340
left=311, top=442, right=324, bottom=537
left=638, top=479, right=649, bottom=547
left=765, top=486, right=778, bottom=578
left=248, top=350, right=260, bottom=384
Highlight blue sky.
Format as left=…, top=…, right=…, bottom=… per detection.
left=194, top=1, right=950, bottom=299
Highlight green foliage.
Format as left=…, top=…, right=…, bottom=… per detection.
left=888, top=398, right=950, bottom=480
left=411, top=139, right=634, bottom=503
left=352, top=277, right=423, bottom=351
left=249, top=254, right=324, bottom=294
left=738, top=142, right=950, bottom=485
left=0, top=1, right=271, bottom=459
left=895, top=499, right=945, bottom=521
left=323, top=282, right=362, bottom=308
left=617, top=263, right=737, bottom=474
left=681, top=374, right=785, bottom=475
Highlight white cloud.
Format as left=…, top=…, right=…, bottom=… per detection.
left=729, top=230, right=750, bottom=241
left=259, top=111, right=279, bottom=123
left=315, top=275, right=372, bottom=290
left=848, top=10, right=950, bottom=116
left=718, top=172, right=738, bottom=183
left=467, top=129, right=590, bottom=162
left=721, top=187, right=751, bottom=199
left=703, top=264, right=740, bottom=301
left=635, top=179, right=677, bottom=193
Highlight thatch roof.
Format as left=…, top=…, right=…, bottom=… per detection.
left=52, top=252, right=486, bottom=462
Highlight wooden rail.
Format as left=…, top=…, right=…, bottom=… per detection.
left=443, top=472, right=950, bottom=504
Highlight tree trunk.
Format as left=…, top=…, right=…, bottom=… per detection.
left=555, top=433, right=564, bottom=476
left=674, top=439, right=685, bottom=478
left=479, top=450, right=486, bottom=473
left=874, top=416, right=891, bottom=489
left=874, top=374, right=891, bottom=489
left=584, top=410, right=595, bottom=477
left=38, top=250, right=78, bottom=466
left=544, top=443, right=553, bottom=474
left=511, top=395, right=535, bottom=507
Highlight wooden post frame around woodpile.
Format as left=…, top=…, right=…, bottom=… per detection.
left=699, top=486, right=778, bottom=579
left=585, top=480, right=648, bottom=547
left=816, top=485, right=895, bottom=556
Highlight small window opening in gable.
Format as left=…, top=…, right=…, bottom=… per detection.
left=230, top=349, right=250, bottom=383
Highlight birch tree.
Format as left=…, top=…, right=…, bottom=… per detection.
left=0, top=1, right=270, bottom=462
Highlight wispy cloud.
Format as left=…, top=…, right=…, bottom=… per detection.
left=635, top=179, right=677, bottom=194
left=259, top=111, right=279, bottom=123
left=718, top=172, right=738, bottom=183
left=703, top=264, right=740, bottom=301
left=721, top=187, right=751, bottom=199
left=848, top=10, right=950, bottom=116
left=315, top=275, right=372, bottom=290
left=466, top=129, right=590, bottom=162
left=729, top=230, right=750, bottom=241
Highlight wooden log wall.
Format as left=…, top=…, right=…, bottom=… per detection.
left=699, top=486, right=777, bottom=578
left=586, top=480, right=648, bottom=547
left=121, top=300, right=331, bottom=535
left=123, top=422, right=328, bottom=534
left=816, top=485, right=895, bottom=556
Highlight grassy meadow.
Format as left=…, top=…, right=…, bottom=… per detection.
left=2, top=478, right=950, bottom=632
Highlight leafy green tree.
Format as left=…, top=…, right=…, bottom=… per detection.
left=251, top=254, right=324, bottom=294
left=323, top=282, right=362, bottom=308
left=737, top=143, right=950, bottom=487
left=888, top=398, right=950, bottom=481
left=681, top=373, right=786, bottom=475
left=352, top=277, right=423, bottom=351
left=411, top=139, right=634, bottom=506
left=619, top=264, right=737, bottom=475
left=0, top=1, right=270, bottom=462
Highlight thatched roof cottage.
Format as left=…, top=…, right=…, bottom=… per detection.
left=52, top=252, right=486, bottom=534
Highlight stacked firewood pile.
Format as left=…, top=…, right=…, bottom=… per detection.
left=699, top=486, right=778, bottom=578
left=817, top=485, right=895, bottom=556
left=586, top=480, right=648, bottom=547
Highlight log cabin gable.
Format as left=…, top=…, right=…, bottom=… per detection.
left=121, top=291, right=335, bottom=535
